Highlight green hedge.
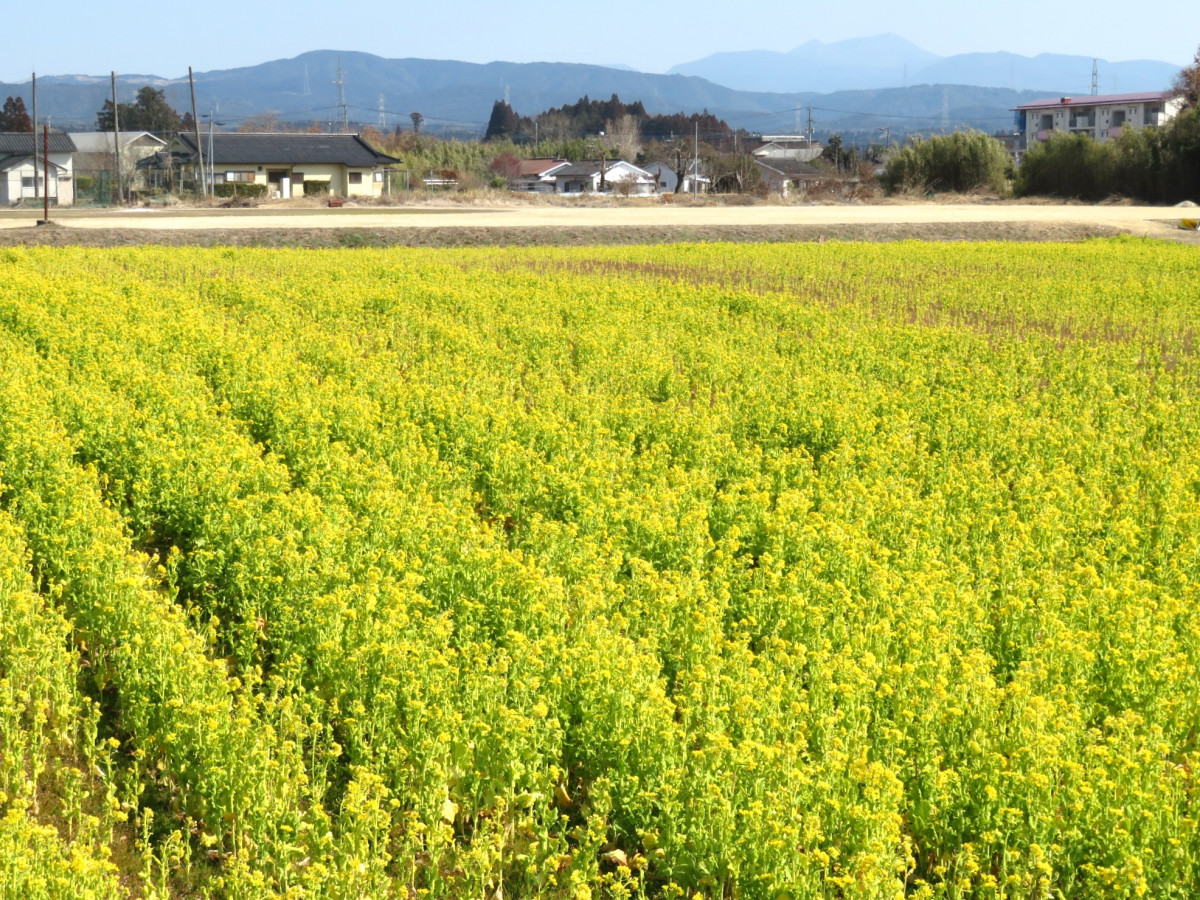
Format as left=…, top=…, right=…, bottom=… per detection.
left=303, top=180, right=331, bottom=196
left=1016, top=109, right=1200, bottom=203
left=213, top=182, right=269, bottom=199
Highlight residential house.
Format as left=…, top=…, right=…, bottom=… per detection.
left=0, top=132, right=76, bottom=206
left=510, top=158, right=570, bottom=192
left=751, top=136, right=824, bottom=163
left=150, top=132, right=400, bottom=198
left=554, top=160, right=658, bottom=195
left=70, top=131, right=167, bottom=194
left=1012, top=90, right=1184, bottom=147
left=754, top=158, right=824, bottom=197
left=642, top=160, right=709, bottom=194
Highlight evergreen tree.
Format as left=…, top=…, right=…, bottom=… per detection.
left=0, top=96, right=32, bottom=132
left=96, top=87, right=182, bottom=133
left=484, top=101, right=521, bottom=141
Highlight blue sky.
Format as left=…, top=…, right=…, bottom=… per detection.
left=3, top=0, right=1194, bottom=83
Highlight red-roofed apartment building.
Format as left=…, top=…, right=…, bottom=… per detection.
left=1012, top=90, right=1185, bottom=148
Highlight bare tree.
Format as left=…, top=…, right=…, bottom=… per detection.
left=1174, top=45, right=1200, bottom=109
left=602, top=113, right=641, bottom=161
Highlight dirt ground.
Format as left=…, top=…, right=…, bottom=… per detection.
left=1, top=198, right=1197, bottom=247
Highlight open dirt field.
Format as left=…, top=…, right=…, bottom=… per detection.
left=1, top=200, right=1197, bottom=247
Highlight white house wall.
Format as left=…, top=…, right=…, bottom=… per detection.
left=1, top=155, right=74, bottom=206
left=1025, top=96, right=1184, bottom=146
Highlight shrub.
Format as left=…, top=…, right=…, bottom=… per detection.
left=1015, top=132, right=1117, bottom=201
left=1015, top=109, right=1200, bottom=203
left=75, top=174, right=95, bottom=192
left=303, top=180, right=331, bottom=197
left=881, top=130, right=1010, bottom=195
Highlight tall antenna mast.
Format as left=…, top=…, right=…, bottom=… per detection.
left=334, top=58, right=348, bottom=132
left=1091, top=59, right=1099, bottom=95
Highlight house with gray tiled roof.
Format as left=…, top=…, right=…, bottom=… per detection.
left=0, top=132, right=77, bottom=206
left=150, top=132, right=400, bottom=198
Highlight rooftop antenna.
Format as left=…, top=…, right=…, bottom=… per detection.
left=303, top=62, right=311, bottom=96
left=334, top=58, right=348, bottom=131
left=1091, top=59, right=1099, bottom=95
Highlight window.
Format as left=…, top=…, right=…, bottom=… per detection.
left=292, top=172, right=304, bottom=181
left=348, top=172, right=363, bottom=184
left=373, top=171, right=384, bottom=182
left=225, top=171, right=255, bottom=183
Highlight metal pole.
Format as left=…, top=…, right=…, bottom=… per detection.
left=31, top=73, right=39, bottom=201
left=189, top=67, right=205, bottom=197
left=111, top=72, right=122, bottom=204
left=693, top=120, right=698, bottom=200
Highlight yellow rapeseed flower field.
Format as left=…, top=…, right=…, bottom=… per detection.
left=0, top=239, right=1197, bottom=899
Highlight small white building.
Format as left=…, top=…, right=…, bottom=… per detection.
left=1012, top=90, right=1185, bottom=146
left=554, top=159, right=658, bottom=195
left=510, top=158, right=570, bottom=192
left=642, top=160, right=709, bottom=194
left=0, top=132, right=76, bottom=206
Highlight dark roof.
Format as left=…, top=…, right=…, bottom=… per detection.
left=176, top=132, right=399, bottom=166
left=755, top=159, right=823, bottom=180
left=1012, top=90, right=1177, bottom=111
left=0, top=132, right=77, bottom=154
left=516, top=158, right=569, bottom=176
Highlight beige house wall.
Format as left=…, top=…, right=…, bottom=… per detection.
left=213, top=162, right=388, bottom=198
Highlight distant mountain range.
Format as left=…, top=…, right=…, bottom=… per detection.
left=0, top=41, right=1182, bottom=139
left=668, top=34, right=1181, bottom=95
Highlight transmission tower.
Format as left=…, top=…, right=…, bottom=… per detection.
left=334, top=58, right=348, bottom=132
left=303, top=63, right=311, bottom=96
left=1091, top=59, right=1099, bottom=95
left=379, top=94, right=386, bottom=129
left=941, top=87, right=950, bottom=130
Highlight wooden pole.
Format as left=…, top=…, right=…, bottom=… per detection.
left=43, top=124, right=50, bottom=223
left=189, top=67, right=205, bottom=197
left=111, top=72, right=122, bottom=204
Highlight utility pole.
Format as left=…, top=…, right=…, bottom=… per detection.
left=31, top=72, right=39, bottom=201
left=111, top=72, right=122, bottom=205
left=189, top=67, right=205, bottom=197
left=806, top=107, right=814, bottom=149
left=693, top=119, right=699, bottom=200
left=40, top=125, right=51, bottom=224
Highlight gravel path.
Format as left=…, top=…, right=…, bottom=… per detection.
left=1, top=201, right=1196, bottom=246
